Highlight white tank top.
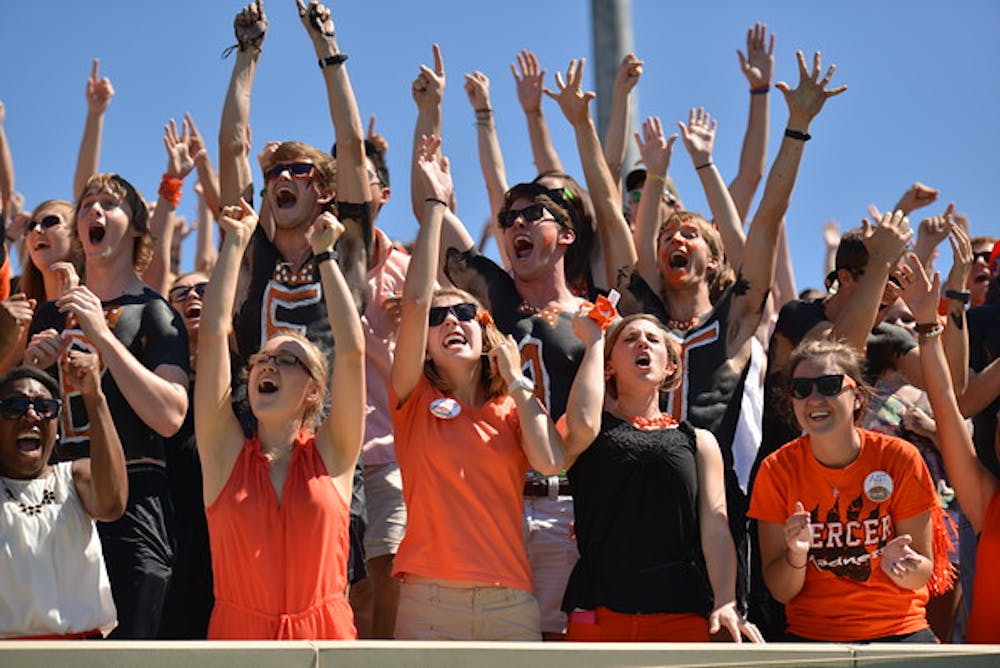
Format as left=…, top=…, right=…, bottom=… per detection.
left=0, top=461, right=116, bottom=637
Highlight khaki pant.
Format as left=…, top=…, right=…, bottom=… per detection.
left=394, top=581, right=541, bottom=640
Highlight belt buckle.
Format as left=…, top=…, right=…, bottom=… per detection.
left=546, top=475, right=560, bottom=499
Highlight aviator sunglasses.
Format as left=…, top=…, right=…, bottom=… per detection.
left=499, top=203, right=554, bottom=229
left=263, top=162, right=316, bottom=182
left=168, top=282, right=208, bottom=303
left=428, top=302, right=478, bottom=327
left=0, top=396, right=62, bottom=421
left=23, top=215, right=62, bottom=236
left=789, top=374, right=855, bottom=400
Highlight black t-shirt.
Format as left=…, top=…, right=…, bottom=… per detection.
left=968, top=302, right=1000, bottom=477
left=563, top=414, right=710, bottom=615
left=444, top=248, right=587, bottom=421
left=29, top=287, right=190, bottom=462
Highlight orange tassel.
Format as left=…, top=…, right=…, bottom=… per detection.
left=927, top=505, right=957, bottom=596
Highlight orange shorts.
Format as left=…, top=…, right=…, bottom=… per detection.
left=566, top=607, right=708, bottom=642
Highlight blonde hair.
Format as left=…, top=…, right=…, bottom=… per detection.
left=75, top=173, right=153, bottom=273
left=423, top=288, right=509, bottom=401
left=603, top=314, right=682, bottom=400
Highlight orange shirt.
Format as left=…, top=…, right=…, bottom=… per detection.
left=749, top=429, right=936, bottom=641
left=966, top=488, right=1000, bottom=643
left=0, top=253, right=10, bottom=301
left=205, top=431, right=356, bottom=640
left=391, top=376, right=532, bottom=592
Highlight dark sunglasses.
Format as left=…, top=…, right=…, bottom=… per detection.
left=789, top=374, right=854, bottom=400
left=500, top=203, right=554, bottom=229
left=428, top=302, right=478, bottom=327
left=0, top=396, right=62, bottom=421
left=168, top=282, right=208, bottom=302
left=23, top=215, right=62, bottom=236
left=248, top=351, right=312, bottom=376
left=973, top=251, right=992, bottom=264
left=263, top=162, right=316, bottom=182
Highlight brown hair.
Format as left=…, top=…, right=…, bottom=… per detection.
left=19, top=200, right=85, bottom=303
left=267, top=141, right=337, bottom=198
left=657, top=211, right=735, bottom=304
left=788, top=338, right=872, bottom=423
left=423, top=288, right=509, bottom=401
left=603, top=314, right=682, bottom=400
left=75, top=174, right=153, bottom=272
left=244, top=329, right=330, bottom=429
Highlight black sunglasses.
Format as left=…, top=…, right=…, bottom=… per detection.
left=973, top=251, right=992, bottom=264
left=263, top=162, right=316, bottom=182
left=500, top=203, right=555, bottom=229
left=0, top=396, right=62, bottom=421
left=168, top=282, right=208, bottom=302
left=428, top=302, right=478, bottom=327
left=789, top=374, right=854, bottom=400
left=23, top=215, right=62, bottom=236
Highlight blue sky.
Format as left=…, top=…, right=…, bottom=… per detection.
left=3, top=0, right=998, bottom=292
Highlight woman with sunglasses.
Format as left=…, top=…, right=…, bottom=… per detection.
left=195, top=198, right=364, bottom=640
left=0, top=358, right=127, bottom=639
left=749, top=335, right=952, bottom=642
left=558, top=312, right=762, bottom=643
left=390, top=136, right=566, bottom=640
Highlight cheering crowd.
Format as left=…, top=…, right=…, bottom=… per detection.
left=1, top=0, right=998, bottom=645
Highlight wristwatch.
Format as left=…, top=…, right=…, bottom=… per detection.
left=508, top=376, right=535, bottom=394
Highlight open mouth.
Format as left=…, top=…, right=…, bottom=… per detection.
left=634, top=353, right=651, bottom=369
left=34, top=241, right=50, bottom=252
left=89, top=224, right=106, bottom=244
left=512, top=234, right=534, bottom=259
left=274, top=186, right=298, bottom=209
left=443, top=332, right=468, bottom=348
left=668, top=251, right=689, bottom=269
left=973, top=273, right=990, bottom=284
left=807, top=410, right=831, bottom=421
left=184, top=304, right=202, bottom=319
left=16, top=431, right=42, bottom=453
left=257, top=378, right=279, bottom=394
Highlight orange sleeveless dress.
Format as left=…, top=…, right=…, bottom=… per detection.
left=205, top=430, right=356, bottom=639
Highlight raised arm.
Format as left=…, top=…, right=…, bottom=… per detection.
left=939, top=225, right=972, bottom=394
left=544, top=58, right=635, bottom=287
left=392, top=135, right=450, bottom=404
left=735, top=50, right=847, bottom=343
left=512, top=50, right=563, bottom=175
left=73, top=59, right=114, bottom=200
left=218, top=1, right=267, bottom=208
left=822, top=220, right=840, bottom=281
left=913, top=203, right=954, bottom=272
left=557, top=305, right=605, bottom=465
left=631, top=117, right=677, bottom=293
left=902, top=252, right=997, bottom=531
left=184, top=112, right=221, bottom=219
left=68, top=350, right=127, bottom=521
left=463, top=70, right=510, bottom=259
left=729, top=22, right=774, bottom=221
left=194, top=200, right=258, bottom=505
left=409, top=45, right=446, bottom=220
left=603, top=53, right=643, bottom=180
left=145, top=118, right=201, bottom=296
left=0, top=102, right=13, bottom=215
left=308, top=212, right=365, bottom=480
left=677, top=107, right=744, bottom=266
left=193, top=183, right=218, bottom=274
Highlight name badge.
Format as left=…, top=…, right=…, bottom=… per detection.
left=429, top=398, right=461, bottom=420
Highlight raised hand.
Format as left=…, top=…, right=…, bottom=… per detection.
left=862, top=210, right=912, bottom=268
left=612, top=53, right=644, bottom=96
left=0, top=294, right=35, bottom=346
left=571, top=302, right=605, bottom=346
left=63, top=349, right=103, bottom=397
left=511, top=49, right=546, bottom=113
left=233, top=0, right=267, bottom=53
left=257, top=140, right=281, bottom=172
left=895, top=182, right=939, bottom=215
left=184, top=113, right=209, bottom=167
left=823, top=220, right=841, bottom=250
left=163, top=118, right=199, bottom=179
left=85, top=59, right=114, bottom=114
left=296, top=0, right=336, bottom=41
left=218, top=199, right=259, bottom=248
left=677, top=107, right=717, bottom=166
left=414, top=134, right=453, bottom=204
left=945, top=223, right=974, bottom=292
left=306, top=211, right=345, bottom=254
left=737, top=22, right=775, bottom=89
left=50, top=261, right=80, bottom=298
left=463, top=71, right=492, bottom=111
left=633, top=116, right=677, bottom=176
left=776, top=50, right=847, bottom=127
left=898, top=252, right=940, bottom=325
left=487, top=334, right=522, bottom=387
left=24, top=329, right=64, bottom=369
left=57, top=286, right=111, bottom=343
left=543, top=58, right=595, bottom=127
left=784, top=501, right=812, bottom=565
left=412, top=44, right=446, bottom=112
left=366, top=115, right=389, bottom=155
left=914, top=202, right=954, bottom=260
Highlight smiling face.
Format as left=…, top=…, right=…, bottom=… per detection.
left=968, top=239, right=994, bottom=306
left=501, top=196, right=574, bottom=282
left=25, top=202, right=77, bottom=273
left=76, top=187, right=137, bottom=266
left=656, top=215, right=719, bottom=291
left=247, top=335, right=323, bottom=427
left=425, top=294, right=484, bottom=373
left=0, top=378, right=59, bottom=480
left=789, top=354, right=861, bottom=438
left=169, top=272, right=209, bottom=341
left=605, top=317, right=678, bottom=398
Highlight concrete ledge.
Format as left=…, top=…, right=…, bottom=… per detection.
left=0, top=640, right=997, bottom=668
